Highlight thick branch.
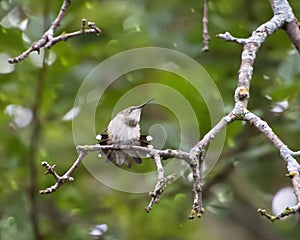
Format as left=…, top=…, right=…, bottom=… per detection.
left=192, top=113, right=235, bottom=153
left=188, top=155, right=205, bottom=219
left=218, top=0, right=294, bottom=93
left=283, top=19, right=300, bottom=54
left=194, top=0, right=300, bottom=221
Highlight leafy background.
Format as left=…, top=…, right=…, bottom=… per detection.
left=1, top=0, right=300, bottom=239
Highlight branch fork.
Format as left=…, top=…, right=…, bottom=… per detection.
left=145, top=173, right=176, bottom=213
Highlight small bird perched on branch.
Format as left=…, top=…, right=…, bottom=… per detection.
left=96, top=99, right=153, bottom=168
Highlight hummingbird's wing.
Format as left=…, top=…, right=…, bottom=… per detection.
left=139, top=134, right=153, bottom=147
left=96, top=128, right=109, bottom=143
left=96, top=129, right=112, bottom=164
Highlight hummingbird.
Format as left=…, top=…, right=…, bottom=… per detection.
left=96, top=99, right=153, bottom=168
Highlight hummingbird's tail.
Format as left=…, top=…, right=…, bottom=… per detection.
left=96, top=133, right=152, bottom=168
left=104, top=150, right=141, bottom=168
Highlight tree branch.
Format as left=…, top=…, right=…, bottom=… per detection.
left=201, top=0, right=210, bottom=51
left=217, top=32, right=247, bottom=45
left=40, top=144, right=190, bottom=194
left=214, top=0, right=300, bottom=221
left=38, top=0, right=300, bottom=221
left=145, top=154, right=175, bottom=213
left=188, top=151, right=205, bottom=219
left=39, top=152, right=86, bottom=194
left=8, top=1, right=101, bottom=64
left=283, top=18, right=300, bottom=54
left=258, top=204, right=300, bottom=222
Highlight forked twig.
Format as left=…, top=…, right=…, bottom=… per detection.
left=8, top=0, right=101, bottom=64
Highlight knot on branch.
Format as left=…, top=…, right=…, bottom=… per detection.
left=235, top=87, right=249, bottom=101
left=286, top=171, right=297, bottom=178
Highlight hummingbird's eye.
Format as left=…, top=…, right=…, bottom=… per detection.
left=128, top=108, right=135, bottom=113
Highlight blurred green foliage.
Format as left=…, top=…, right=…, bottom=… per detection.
left=1, top=0, right=300, bottom=239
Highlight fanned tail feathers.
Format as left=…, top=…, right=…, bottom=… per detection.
left=96, top=132, right=152, bottom=168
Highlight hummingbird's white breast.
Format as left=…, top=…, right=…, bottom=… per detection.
left=107, top=114, right=141, bottom=144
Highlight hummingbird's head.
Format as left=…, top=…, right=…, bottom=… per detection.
left=122, top=107, right=142, bottom=127
left=119, top=99, right=153, bottom=127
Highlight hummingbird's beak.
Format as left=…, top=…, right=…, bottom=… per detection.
left=135, top=98, right=154, bottom=109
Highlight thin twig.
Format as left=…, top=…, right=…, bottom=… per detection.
left=8, top=1, right=101, bottom=64
left=291, top=150, right=300, bottom=156
left=145, top=154, right=175, bottom=212
left=202, top=0, right=210, bottom=51
left=258, top=203, right=300, bottom=221
left=76, top=144, right=191, bottom=163
left=44, top=28, right=101, bottom=47
left=40, top=144, right=189, bottom=194
left=217, top=32, right=247, bottom=45
left=40, top=152, right=86, bottom=194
